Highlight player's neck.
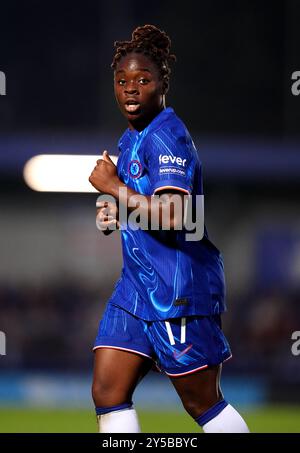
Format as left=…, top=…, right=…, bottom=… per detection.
left=128, top=100, right=166, bottom=132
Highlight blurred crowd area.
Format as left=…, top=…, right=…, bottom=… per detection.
left=0, top=0, right=299, bottom=138
left=0, top=282, right=104, bottom=371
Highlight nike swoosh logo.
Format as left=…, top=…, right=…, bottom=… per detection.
left=173, top=344, right=193, bottom=360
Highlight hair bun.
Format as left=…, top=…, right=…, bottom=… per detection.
left=132, top=25, right=171, bottom=55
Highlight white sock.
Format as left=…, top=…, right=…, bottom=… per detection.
left=202, top=404, right=250, bottom=433
left=97, top=408, right=141, bottom=433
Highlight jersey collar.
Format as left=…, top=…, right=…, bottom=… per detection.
left=127, top=107, right=174, bottom=137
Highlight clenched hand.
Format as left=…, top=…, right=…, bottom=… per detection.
left=89, top=150, right=120, bottom=194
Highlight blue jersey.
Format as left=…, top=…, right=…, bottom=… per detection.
left=110, top=107, right=226, bottom=321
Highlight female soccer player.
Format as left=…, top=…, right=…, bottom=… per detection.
left=89, top=24, right=249, bottom=433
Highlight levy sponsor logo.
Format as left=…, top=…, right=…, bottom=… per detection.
left=159, top=154, right=187, bottom=167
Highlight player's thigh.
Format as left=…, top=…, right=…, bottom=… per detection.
left=93, top=346, right=151, bottom=391
left=92, top=347, right=152, bottom=406
left=92, top=302, right=154, bottom=406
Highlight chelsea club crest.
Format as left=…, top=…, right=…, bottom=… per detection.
left=128, top=160, right=142, bottom=179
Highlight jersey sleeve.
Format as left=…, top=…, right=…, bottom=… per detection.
left=145, top=128, right=196, bottom=195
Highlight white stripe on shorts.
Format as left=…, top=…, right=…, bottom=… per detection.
left=180, top=317, right=186, bottom=344
left=165, top=321, right=175, bottom=345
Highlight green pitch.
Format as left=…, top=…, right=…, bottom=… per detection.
left=0, top=406, right=299, bottom=433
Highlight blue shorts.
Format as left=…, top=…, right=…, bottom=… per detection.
left=94, top=303, right=232, bottom=377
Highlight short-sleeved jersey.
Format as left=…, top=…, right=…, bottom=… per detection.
left=110, top=107, right=226, bottom=321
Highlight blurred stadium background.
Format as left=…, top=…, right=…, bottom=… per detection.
left=0, top=0, right=300, bottom=432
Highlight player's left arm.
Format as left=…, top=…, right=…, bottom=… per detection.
left=89, top=151, right=186, bottom=229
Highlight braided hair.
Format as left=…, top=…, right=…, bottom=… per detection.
left=111, top=24, right=176, bottom=94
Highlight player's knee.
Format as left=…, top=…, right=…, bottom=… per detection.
left=92, top=378, right=128, bottom=407
left=92, top=379, right=113, bottom=406
left=182, top=400, right=205, bottom=419
left=182, top=397, right=219, bottom=419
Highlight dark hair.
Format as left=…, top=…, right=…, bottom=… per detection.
left=111, top=24, right=176, bottom=93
